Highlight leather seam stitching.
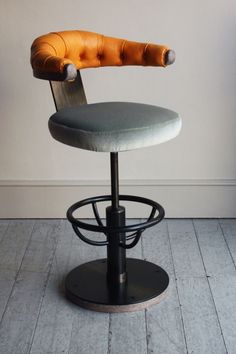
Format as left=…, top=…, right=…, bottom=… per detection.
left=121, top=40, right=126, bottom=61
left=76, top=30, right=84, bottom=62
left=97, top=34, right=101, bottom=64
left=100, top=34, right=104, bottom=61
left=143, top=43, right=149, bottom=63
left=34, top=42, right=57, bottom=56
left=51, top=32, right=68, bottom=57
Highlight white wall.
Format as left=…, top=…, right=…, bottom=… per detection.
left=0, top=0, right=236, bottom=217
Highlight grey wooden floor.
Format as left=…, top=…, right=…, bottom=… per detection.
left=0, top=219, right=235, bottom=354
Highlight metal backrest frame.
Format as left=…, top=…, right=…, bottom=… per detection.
left=50, top=71, right=87, bottom=112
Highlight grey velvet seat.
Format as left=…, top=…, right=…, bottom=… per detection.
left=49, top=101, right=181, bottom=152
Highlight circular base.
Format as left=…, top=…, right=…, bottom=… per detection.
left=65, top=258, right=169, bottom=313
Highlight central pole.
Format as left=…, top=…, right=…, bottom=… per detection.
left=106, top=153, right=127, bottom=295
left=110, top=152, right=119, bottom=210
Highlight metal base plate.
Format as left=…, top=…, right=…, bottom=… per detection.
left=65, top=258, right=169, bottom=313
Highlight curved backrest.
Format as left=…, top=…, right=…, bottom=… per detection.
left=31, top=30, right=175, bottom=81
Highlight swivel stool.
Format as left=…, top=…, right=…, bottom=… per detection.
left=31, top=30, right=181, bottom=313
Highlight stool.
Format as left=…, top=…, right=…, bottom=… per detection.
left=31, top=30, right=181, bottom=313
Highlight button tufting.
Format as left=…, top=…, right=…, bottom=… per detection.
left=120, top=52, right=125, bottom=61
left=31, top=30, right=173, bottom=80
left=80, top=52, right=85, bottom=60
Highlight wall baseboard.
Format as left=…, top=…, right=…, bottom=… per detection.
left=0, top=179, right=235, bottom=218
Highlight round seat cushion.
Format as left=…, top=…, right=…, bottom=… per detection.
left=48, top=102, right=181, bottom=152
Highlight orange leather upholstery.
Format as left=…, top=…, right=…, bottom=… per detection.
left=31, top=30, right=173, bottom=81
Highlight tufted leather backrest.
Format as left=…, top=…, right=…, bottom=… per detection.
left=31, top=30, right=175, bottom=81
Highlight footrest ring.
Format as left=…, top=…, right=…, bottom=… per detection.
left=67, top=194, right=165, bottom=247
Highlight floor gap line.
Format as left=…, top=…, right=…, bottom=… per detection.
left=218, top=219, right=236, bottom=272
left=141, top=231, right=149, bottom=354
left=0, top=220, right=10, bottom=245
left=107, top=313, right=112, bottom=354
left=166, top=220, right=189, bottom=354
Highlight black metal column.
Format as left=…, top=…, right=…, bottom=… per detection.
left=106, top=153, right=127, bottom=287
left=110, top=152, right=119, bottom=210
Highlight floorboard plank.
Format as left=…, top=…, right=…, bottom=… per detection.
left=209, top=275, right=236, bottom=354
left=178, top=277, right=227, bottom=354
left=193, top=219, right=235, bottom=276
left=194, top=219, right=236, bottom=353
left=0, top=270, right=17, bottom=321
left=29, top=273, right=74, bottom=354
left=168, top=219, right=227, bottom=354
left=142, top=220, right=187, bottom=354
left=68, top=309, right=109, bottom=354
left=0, top=220, right=62, bottom=354
left=142, top=220, right=174, bottom=276
left=167, top=219, right=205, bottom=278
left=0, top=271, right=48, bottom=354
left=0, top=220, right=35, bottom=271
left=145, top=280, right=187, bottom=354
left=20, top=219, right=61, bottom=273
left=109, top=312, right=147, bottom=354
left=219, top=219, right=236, bottom=269
left=0, top=219, right=9, bottom=243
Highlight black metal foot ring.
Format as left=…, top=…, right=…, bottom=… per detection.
left=67, top=194, right=165, bottom=248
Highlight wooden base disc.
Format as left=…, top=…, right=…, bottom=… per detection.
left=65, top=258, right=169, bottom=313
